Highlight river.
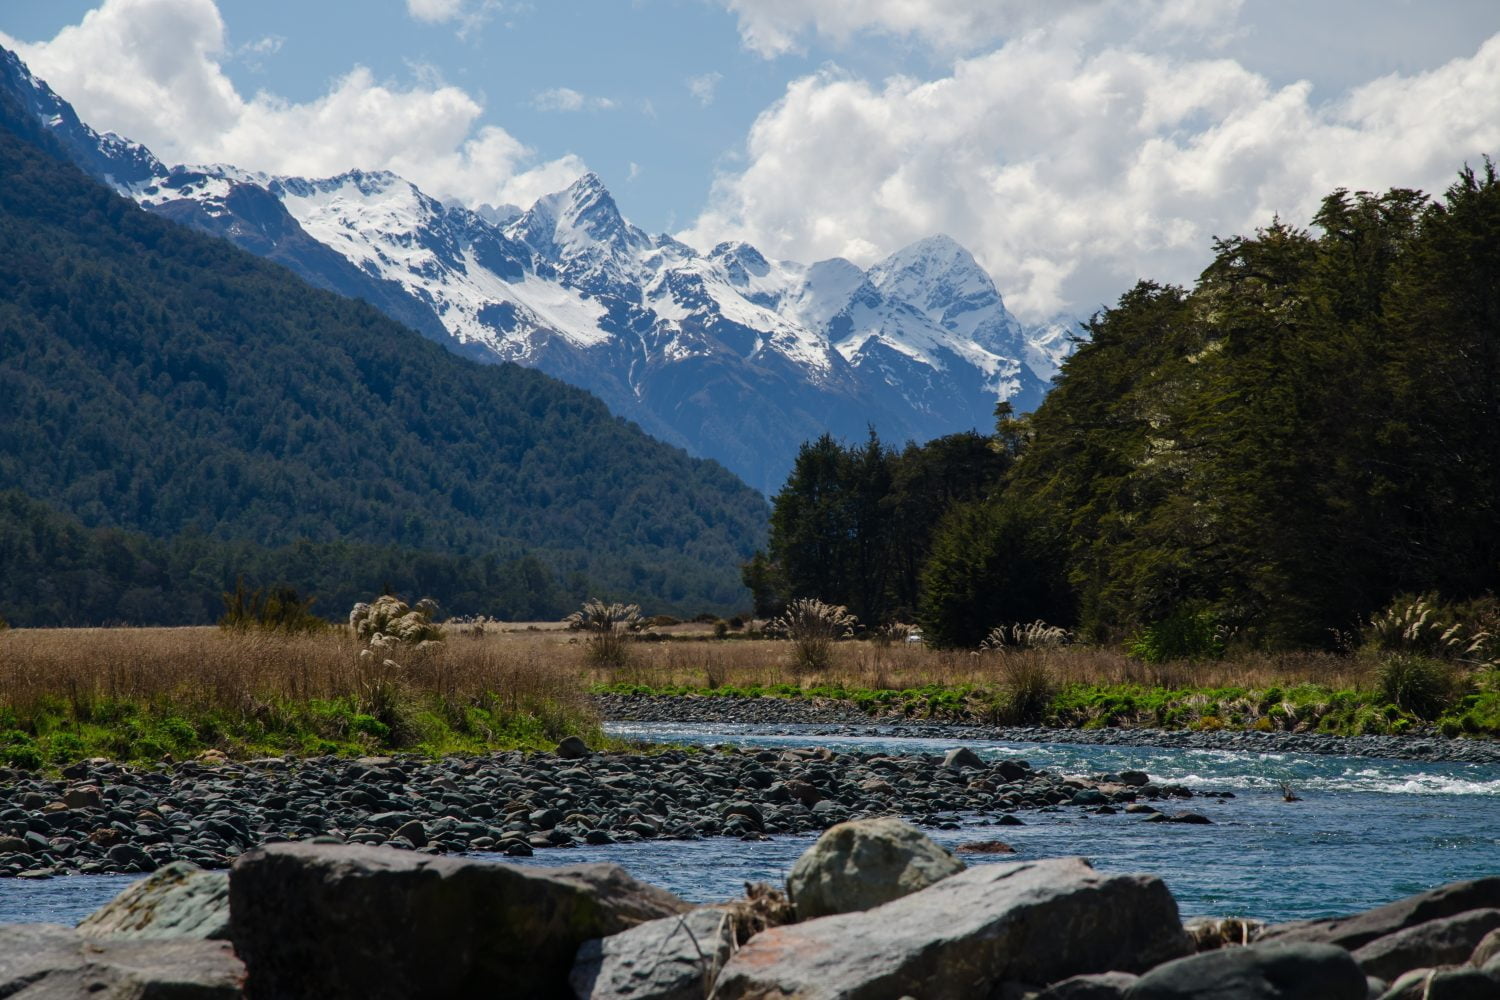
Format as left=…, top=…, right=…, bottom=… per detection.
left=3, top=722, right=1498, bottom=926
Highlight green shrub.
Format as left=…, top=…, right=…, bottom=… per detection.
left=1126, top=608, right=1225, bottom=662
left=1378, top=654, right=1455, bottom=720
left=221, top=578, right=326, bottom=633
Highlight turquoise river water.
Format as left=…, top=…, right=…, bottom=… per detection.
left=3, top=722, right=1498, bottom=926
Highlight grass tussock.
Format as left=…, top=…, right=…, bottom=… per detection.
left=0, top=626, right=599, bottom=768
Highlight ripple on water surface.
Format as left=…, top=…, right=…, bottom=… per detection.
left=4, top=723, right=1499, bottom=926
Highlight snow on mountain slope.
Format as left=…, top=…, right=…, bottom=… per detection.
left=1, top=42, right=1073, bottom=493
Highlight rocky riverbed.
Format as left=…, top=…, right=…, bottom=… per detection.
left=5, top=818, right=1500, bottom=999
left=0, top=740, right=1205, bottom=879
left=596, top=693, right=1500, bottom=764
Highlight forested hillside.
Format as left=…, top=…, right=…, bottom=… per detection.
left=759, top=166, right=1500, bottom=649
left=0, top=87, right=768, bottom=626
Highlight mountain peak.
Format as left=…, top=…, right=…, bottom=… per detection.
left=511, top=170, right=649, bottom=263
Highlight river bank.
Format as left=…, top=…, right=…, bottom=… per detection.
left=595, top=693, right=1500, bottom=763
left=0, top=739, right=1200, bottom=880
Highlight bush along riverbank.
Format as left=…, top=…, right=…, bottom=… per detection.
left=595, top=667, right=1500, bottom=741
left=0, top=740, right=1203, bottom=879
left=6, top=818, right=1500, bottom=998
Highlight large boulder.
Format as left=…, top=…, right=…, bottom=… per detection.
left=570, top=907, right=737, bottom=1000
left=1124, top=941, right=1366, bottom=999
left=1350, top=909, right=1500, bottom=981
left=1380, top=966, right=1500, bottom=999
left=715, top=857, right=1191, bottom=999
left=0, top=923, right=243, bottom=999
left=1257, top=877, right=1500, bottom=951
left=76, top=862, right=230, bottom=940
left=229, top=842, right=689, bottom=1000
left=786, top=817, right=964, bottom=919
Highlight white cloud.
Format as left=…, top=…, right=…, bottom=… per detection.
left=403, top=0, right=514, bottom=39
left=407, top=0, right=465, bottom=22
left=1, top=0, right=584, bottom=211
left=716, top=0, right=1246, bottom=59
left=687, top=71, right=723, bottom=106
left=686, top=11, right=1500, bottom=320
left=531, top=87, right=616, bottom=113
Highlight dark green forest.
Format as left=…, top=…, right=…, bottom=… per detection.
left=0, top=87, right=768, bottom=626
left=761, top=165, right=1500, bottom=650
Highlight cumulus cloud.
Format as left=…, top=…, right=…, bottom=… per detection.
left=1, top=0, right=583, bottom=211
left=687, top=7, right=1500, bottom=320
left=531, top=87, right=617, bottom=113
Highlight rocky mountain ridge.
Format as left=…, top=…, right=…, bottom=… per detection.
left=1, top=45, right=1072, bottom=493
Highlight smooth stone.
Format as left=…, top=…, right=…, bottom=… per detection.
left=229, top=842, right=691, bottom=999
left=570, top=907, right=737, bottom=1000
left=787, top=817, right=964, bottom=919
left=956, top=841, right=1017, bottom=855
left=1380, top=966, right=1500, bottom=999
left=76, top=861, right=230, bottom=940
left=1259, top=877, right=1500, bottom=951
left=1037, top=971, right=1141, bottom=999
left=1351, top=909, right=1500, bottom=981
left=943, top=747, right=984, bottom=770
left=716, top=857, right=1190, bottom=1000
left=0, top=923, right=243, bottom=999
left=1468, top=927, right=1500, bottom=967
left=1124, top=941, right=1366, bottom=999
left=556, top=736, right=591, bottom=759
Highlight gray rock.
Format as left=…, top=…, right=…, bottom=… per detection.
left=0, top=923, right=243, bottom=999
left=1258, top=877, right=1500, bottom=951
left=570, top=907, right=736, bottom=1000
left=1469, top=927, right=1500, bottom=967
left=1380, top=966, right=1500, bottom=999
left=229, top=842, right=690, bottom=1000
left=392, top=820, right=428, bottom=848
left=1037, top=971, right=1140, bottom=998
left=716, top=857, right=1190, bottom=1000
left=786, top=817, right=964, bottom=919
left=1351, top=909, right=1500, bottom=981
left=1124, top=941, right=1366, bottom=999
left=557, top=736, right=591, bottom=759
left=943, top=747, right=984, bottom=770
left=62, top=786, right=102, bottom=809
left=76, top=861, right=230, bottom=940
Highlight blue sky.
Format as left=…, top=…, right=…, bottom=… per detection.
left=4, top=1, right=1498, bottom=320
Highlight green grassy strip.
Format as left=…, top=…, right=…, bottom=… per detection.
left=594, top=680, right=1500, bottom=738
left=0, top=694, right=605, bottom=771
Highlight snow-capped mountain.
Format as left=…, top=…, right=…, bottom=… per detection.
left=1, top=45, right=1070, bottom=493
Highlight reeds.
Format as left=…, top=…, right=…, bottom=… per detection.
left=0, top=626, right=591, bottom=737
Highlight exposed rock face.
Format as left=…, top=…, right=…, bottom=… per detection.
left=0, top=923, right=243, bottom=999
left=1123, top=942, right=1367, bottom=999
left=76, top=862, right=230, bottom=940
left=570, top=907, right=737, bottom=1000
left=715, top=857, right=1191, bottom=999
left=1257, top=877, right=1500, bottom=951
left=786, top=816, right=964, bottom=919
left=1350, top=909, right=1500, bottom=981
left=228, top=842, right=689, bottom=1000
